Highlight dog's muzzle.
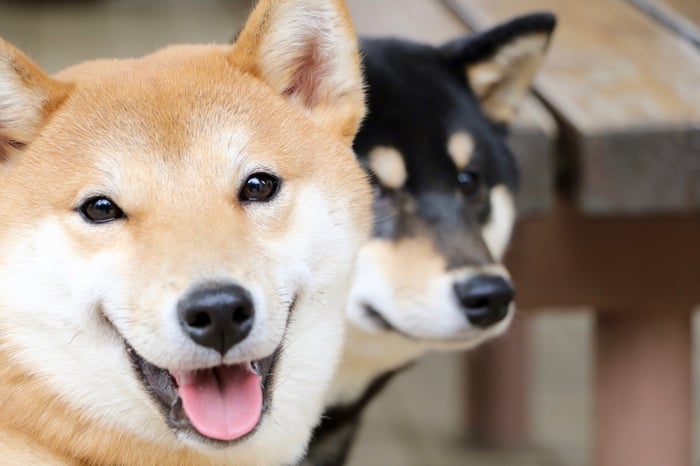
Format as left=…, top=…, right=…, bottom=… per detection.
left=112, top=284, right=297, bottom=445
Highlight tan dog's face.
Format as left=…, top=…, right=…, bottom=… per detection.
left=0, top=1, right=370, bottom=464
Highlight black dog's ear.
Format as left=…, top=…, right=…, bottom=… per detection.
left=442, top=13, right=556, bottom=124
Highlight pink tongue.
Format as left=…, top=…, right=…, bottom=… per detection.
left=174, top=365, right=262, bottom=441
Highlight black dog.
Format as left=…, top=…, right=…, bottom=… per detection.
left=302, top=13, right=556, bottom=466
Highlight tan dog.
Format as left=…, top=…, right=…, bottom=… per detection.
left=0, top=0, right=370, bottom=464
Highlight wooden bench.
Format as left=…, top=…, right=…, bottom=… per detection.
left=446, top=2, right=700, bottom=465
left=350, top=0, right=700, bottom=465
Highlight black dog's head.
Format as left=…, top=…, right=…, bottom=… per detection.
left=347, top=13, right=555, bottom=345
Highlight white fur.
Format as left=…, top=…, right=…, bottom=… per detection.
left=481, top=184, right=516, bottom=261
left=0, top=221, right=171, bottom=444
left=329, top=326, right=425, bottom=406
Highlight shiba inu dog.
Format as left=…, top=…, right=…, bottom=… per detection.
left=304, top=13, right=556, bottom=465
left=0, top=0, right=372, bottom=464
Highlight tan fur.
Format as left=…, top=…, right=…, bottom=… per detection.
left=0, top=1, right=371, bottom=464
left=447, top=131, right=475, bottom=170
left=364, top=236, right=446, bottom=297
left=367, top=146, right=408, bottom=189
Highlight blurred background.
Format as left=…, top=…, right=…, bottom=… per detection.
left=1, top=1, right=697, bottom=465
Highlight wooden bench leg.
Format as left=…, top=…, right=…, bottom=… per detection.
left=595, top=311, right=692, bottom=466
left=464, top=314, right=530, bottom=448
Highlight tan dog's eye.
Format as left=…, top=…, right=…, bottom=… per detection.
left=79, top=197, right=126, bottom=223
left=239, top=173, right=280, bottom=202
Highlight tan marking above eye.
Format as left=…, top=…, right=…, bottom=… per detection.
left=367, top=146, right=407, bottom=189
left=447, top=131, right=475, bottom=170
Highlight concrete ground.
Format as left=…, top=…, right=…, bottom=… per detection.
left=1, top=2, right=697, bottom=465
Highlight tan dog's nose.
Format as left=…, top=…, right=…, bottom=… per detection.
left=178, top=284, right=255, bottom=354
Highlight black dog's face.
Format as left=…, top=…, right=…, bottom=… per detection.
left=355, top=38, right=519, bottom=261
left=347, top=15, right=554, bottom=345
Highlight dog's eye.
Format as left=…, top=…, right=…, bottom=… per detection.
left=79, top=197, right=125, bottom=223
left=458, top=170, right=482, bottom=200
left=239, top=173, right=280, bottom=202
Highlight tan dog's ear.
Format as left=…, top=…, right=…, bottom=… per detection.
left=0, top=39, right=70, bottom=161
left=232, top=0, right=365, bottom=144
left=442, top=13, right=556, bottom=124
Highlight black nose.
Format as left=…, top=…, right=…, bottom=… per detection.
left=454, top=275, right=514, bottom=328
left=177, top=284, right=255, bottom=355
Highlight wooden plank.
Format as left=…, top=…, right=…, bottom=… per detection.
left=446, top=0, right=700, bottom=131
left=660, top=0, right=700, bottom=28
left=464, top=317, right=530, bottom=448
left=628, top=0, right=700, bottom=49
left=347, top=0, right=467, bottom=44
left=595, top=312, right=691, bottom=466
left=347, top=0, right=557, bottom=214
left=446, top=0, right=700, bottom=214
left=507, top=104, right=556, bottom=215
left=504, top=198, right=700, bottom=310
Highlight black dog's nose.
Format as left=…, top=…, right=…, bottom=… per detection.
left=454, top=275, right=514, bottom=328
left=178, top=284, right=255, bottom=355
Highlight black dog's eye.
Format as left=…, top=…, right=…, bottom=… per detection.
left=80, top=197, right=125, bottom=223
left=239, top=173, right=280, bottom=202
left=458, top=170, right=482, bottom=200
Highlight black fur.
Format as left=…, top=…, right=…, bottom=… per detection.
left=441, top=12, right=555, bottom=66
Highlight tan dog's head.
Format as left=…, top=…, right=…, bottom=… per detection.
left=0, top=1, right=370, bottom=464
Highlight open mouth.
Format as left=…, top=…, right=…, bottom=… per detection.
left=127, top=344, right=279, bottom=444
left=102, top=294, right=297, bottom=444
